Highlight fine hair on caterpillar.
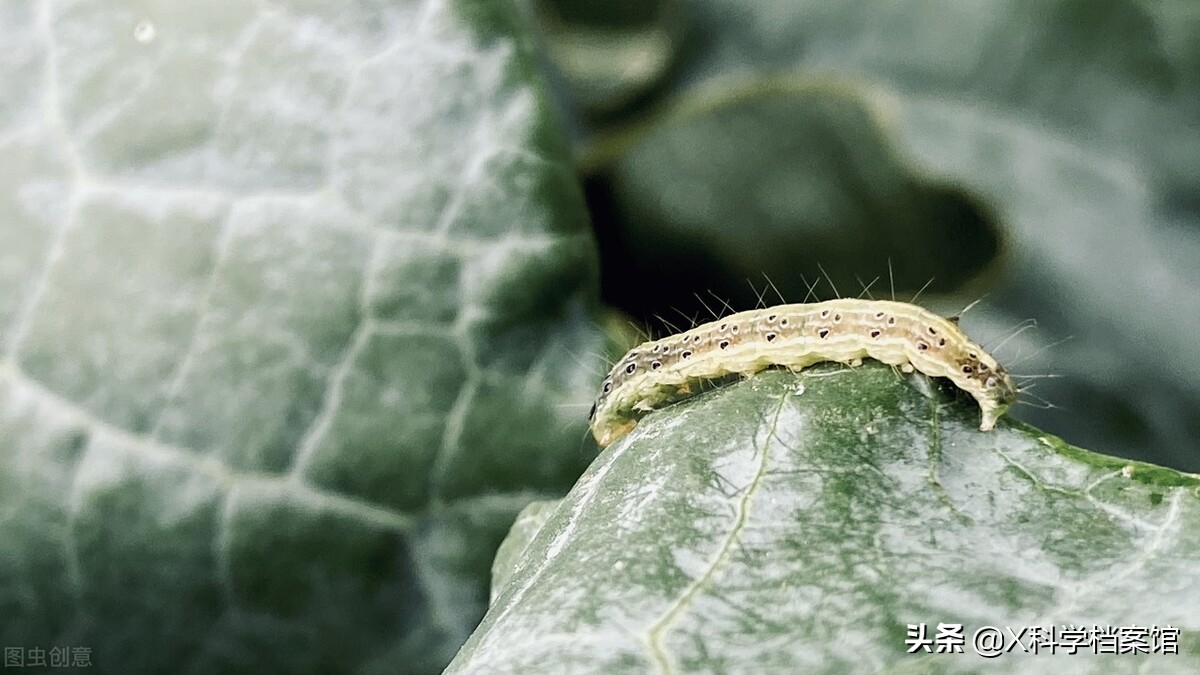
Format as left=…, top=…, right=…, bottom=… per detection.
left=588, top=297, right=1020, bottom=447
left=988, top=324, right=1071, bottom=415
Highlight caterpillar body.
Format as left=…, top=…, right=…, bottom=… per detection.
left=589, top=299, right=1018, bottom=447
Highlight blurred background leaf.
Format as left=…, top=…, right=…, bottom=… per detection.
left=0, top=0, right=603, bottom=672
left=525, top=0, right=685, bottom=115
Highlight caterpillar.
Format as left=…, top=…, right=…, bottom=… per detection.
left=588, top=299, right=1018, bottom=447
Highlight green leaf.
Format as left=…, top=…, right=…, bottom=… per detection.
left=584, top=0, right=1200, bottom=470
left=450, top=365, right=1200, bottom=672
left=0, top=1, right=601, bottom=672
left=489, top=499, right=559, bottom=605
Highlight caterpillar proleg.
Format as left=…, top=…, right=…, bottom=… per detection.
left=589, top=299, right=1018, bottom=446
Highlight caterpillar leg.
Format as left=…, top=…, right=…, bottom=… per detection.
left=900, top=363, right=914, bottom=373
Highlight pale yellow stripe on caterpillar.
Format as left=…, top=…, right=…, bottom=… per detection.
left=588, top=299, right=1018, bottom=447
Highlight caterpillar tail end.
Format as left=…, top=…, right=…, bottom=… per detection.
left=978, top=406, right=1003, bottom=432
